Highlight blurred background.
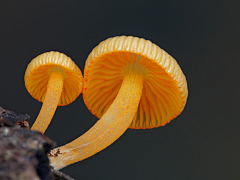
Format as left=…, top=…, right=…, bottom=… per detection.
left=0, top=1, right=239, bottom=179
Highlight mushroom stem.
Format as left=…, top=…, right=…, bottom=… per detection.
left=49, top=73, right=143, bottom=170
left=31, top=71, right=64, bottom=133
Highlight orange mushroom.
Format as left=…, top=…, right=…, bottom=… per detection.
left=49, top=36, right=188, bottom=170
left=25, top=51, right=83, bottom=133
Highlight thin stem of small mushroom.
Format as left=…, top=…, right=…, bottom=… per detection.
left=31, top=71, right=64, bottom=133
left=49, top=73, right=143, bottom=170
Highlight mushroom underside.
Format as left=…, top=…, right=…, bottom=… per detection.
left=84, top=52, right=184, bottom=129
left=49, top=52, right=185, bottom=169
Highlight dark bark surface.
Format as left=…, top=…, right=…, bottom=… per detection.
left=0, top=106, right=30, bottom=128
left=0, top=107, right=74, bottom=180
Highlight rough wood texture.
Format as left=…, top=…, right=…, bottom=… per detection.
left=0, top=107, right=75, bottom=180
left=0, top=106, right=30, bottom=128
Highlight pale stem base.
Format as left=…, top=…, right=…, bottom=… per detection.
left=49, top=74, right=143, bottom=170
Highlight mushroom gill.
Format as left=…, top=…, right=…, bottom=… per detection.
left=49, top=36, right=188, bottom=170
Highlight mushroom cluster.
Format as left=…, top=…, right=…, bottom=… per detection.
left=25, top=36, right=188, bottom=170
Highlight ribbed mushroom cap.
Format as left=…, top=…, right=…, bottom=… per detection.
left=83, top=36, right=188, bottom=129
left=25, top=51, right=83, bottom=106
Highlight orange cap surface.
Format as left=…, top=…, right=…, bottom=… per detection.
left=83, top=36, right=188, bottom=129
left=25, top=51, right=83, bottom=106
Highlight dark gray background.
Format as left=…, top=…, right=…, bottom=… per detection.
left=0, top=1, right=239, bottom=179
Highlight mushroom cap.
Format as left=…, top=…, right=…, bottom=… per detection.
left=83, top=36, right=188, bottom=129
left=25, top=51, right=83, bottom=106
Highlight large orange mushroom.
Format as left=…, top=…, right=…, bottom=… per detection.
left=25, top=51, right=83, bottom=133
left=49, top=36, right=188, bottom=170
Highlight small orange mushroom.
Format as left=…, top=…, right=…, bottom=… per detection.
left=49, top=36, right=188, bottom=170
left=25, top=51, right=83, bottom=133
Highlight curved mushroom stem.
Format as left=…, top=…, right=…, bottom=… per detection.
left=31, top=71, right=64, bottom=133
left=49, top=73, right=143, bottom=170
